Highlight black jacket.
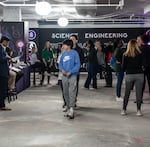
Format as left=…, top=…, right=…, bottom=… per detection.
left=122, top=53, right=144, bottom=74
left=141, top=45, right=150, bottom=70
left=73, top=45, right=84, bottom=65
left=0, top=45, right=9, bottom=78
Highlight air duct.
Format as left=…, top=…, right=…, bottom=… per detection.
left=73, top=0, right=97, bottom=16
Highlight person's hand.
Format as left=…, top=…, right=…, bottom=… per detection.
left=62, top=70, right=66, bottom=75
left=66, top=72, right=71, bottom=77
left=6, top=55, right=11, bottom=60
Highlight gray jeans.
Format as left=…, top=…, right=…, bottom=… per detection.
left=62, top=75, right=77, bottom=108
left=123, top=74, right=144, bottom=110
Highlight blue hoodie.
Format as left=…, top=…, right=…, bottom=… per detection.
left=59, top=50, right=80, bottom=77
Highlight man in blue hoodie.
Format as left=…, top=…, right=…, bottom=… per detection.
left=59, top=39, right=80, bottom=119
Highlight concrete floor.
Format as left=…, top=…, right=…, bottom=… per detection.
left=0, top=74, right=150, bottom=147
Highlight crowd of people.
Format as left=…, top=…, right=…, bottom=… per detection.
left=0, top=34, right=150, bottom=119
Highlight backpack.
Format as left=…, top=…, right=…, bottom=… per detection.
left=110, top=55, right=116, bottom=70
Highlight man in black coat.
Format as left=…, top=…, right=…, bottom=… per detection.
left=0, top=36, right=11, bottom=111
left=70, top=35, right=84, bottom=106
left=140, top=35, right=150, bottom=96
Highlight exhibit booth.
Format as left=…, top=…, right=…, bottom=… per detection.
left=0, top=22, right=30, bottom=93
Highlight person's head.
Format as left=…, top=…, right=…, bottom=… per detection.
left=0, top=36, right=10, bottom=47
left=137, top=35, right=149, bottom=47
left=31, top=47, right=37, bottom=53
left=85, top=39, right=94, bottom=51
left=125, top=39, right=141, bottom=57
left=62, top=39, right=73, bottom=51
left=95, top=40, right=102, bottom=51
left=113, top=38, right=124, bottom=50
left=70, top=34, right=78, bottom=47
left=44, top=41, right=51, bottom=50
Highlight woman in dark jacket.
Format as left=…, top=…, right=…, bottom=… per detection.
left=84, top=40, right=98, bottom=89
left=121, top=39, right=144, bottom=116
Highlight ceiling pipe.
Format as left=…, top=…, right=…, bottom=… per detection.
left=0, top=2, right=124, bottom=7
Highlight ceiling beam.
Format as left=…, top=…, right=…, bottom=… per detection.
left=144, top=4, right=150, bottom=14
left=0, top=2, right=124, bottom=7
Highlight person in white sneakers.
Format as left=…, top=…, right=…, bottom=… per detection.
left=121, top=39, right=144, bottom=116
left=59, top=40, right=80, bottom=119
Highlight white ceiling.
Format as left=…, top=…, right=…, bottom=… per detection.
left=0, top=0, right=150, bottom=23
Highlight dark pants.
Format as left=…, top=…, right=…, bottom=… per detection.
left=146, top=69, right=150, bottom=95
left=84, top=71, right=97, bottom=89
left=0, top=77, right=8, bottom=108
left=76, top=74, right=80, bottom=98
left=123, top=74, right=144, bottom=110
left=31, top=62, right=45, bottom=74
left=97, top=65, right=104, bottom=79
left=84, top=63, right=97, bottom=89
left=58, top=80, right=66, bottom=106
left=116, top=71, right=124, bottom=97
left=31, top=62, right=45, bottom=84
left=105, top=64, right=112, bottom=86
left=142, top=69, right=150, bottom=96
left=45, top=62, right=52, bottom=84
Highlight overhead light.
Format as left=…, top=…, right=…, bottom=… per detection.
left=57, top=17, right=69, bottom=27
left=35, top=1, right=51, bottom=16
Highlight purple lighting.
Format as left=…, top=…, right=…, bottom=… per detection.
left=16, top=40, right=24, bottom=48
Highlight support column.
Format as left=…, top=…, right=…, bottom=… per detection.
left=3, top=7, right=22, bottom=21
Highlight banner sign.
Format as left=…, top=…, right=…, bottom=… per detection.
left=29, top=28, right=150, bottom=59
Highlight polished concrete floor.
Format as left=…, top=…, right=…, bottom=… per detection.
left=0, top=74, right=150, bottom=147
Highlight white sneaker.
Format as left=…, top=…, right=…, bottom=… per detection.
left=136, top=110, right=143, bottom=116
left=121, top=110, right=127, bottom=116
left=81, top=86, right=88, bottom=89
left=68, top=107, right=74, bottom=119
left=89, top=87, right=97, bottom=90
left=116, top=97, right=123, bottom=102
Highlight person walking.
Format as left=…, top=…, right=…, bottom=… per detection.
left=59, top=40, right=80, bottom=119
left=121, top=39, right=144, bottom=116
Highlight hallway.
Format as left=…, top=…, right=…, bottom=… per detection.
left=0, top=75, right=150, bottom=147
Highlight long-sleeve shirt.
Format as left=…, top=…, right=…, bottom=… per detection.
left=122, top=53, right=144, bottom=74
left=0, top=45, right=9, bottom=77
left=59, top=50, right=80, bottom=77
left=141, top=45, right=150, bottom=69
left=114, top=47, right=124, bottom=72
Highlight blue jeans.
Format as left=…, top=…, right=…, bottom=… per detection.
left=116, top=71, right=124, bottom=97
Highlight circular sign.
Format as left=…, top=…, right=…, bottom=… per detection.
left=29, top=30, right=37, bottom=40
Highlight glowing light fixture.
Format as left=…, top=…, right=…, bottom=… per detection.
left=35, top=1, right=51, bottom=16
left=57, top=17, right=69, bottom=27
